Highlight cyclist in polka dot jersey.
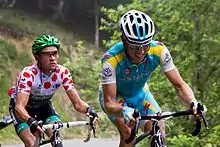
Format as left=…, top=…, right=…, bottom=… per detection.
left=8, top=34, right=98, bottom=147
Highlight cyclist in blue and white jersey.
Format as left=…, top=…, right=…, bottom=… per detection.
left=99, top=10, right=204, bottom=147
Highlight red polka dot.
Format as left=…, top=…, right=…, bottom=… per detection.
left=65, top=69, right=68, bottom=74
left=56, top=68, right=60, bottom=73
left=69, top=80, right=73, bottom=84
left=19, top=84, right=25, bottom=88
left=63, top=78, right=68, bottom=84
left=32, top=68, right=38, bottom=75
left=28, top=63, right=34, bottom=66
left=44, top=82, right=51, bottom=89
left=8, top=88, right=14, bottom=96
left=24, top=90, right=30, bottom=93
left=52, top=74, right=57, bottom=82
left=27, top=81, right=32, bottom=87
left=64, top=85, right=69, bottom=91
left=23, top=72, right=30, bottom=78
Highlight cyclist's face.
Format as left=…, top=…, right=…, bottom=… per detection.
left=126, top=41, right=149, bottom=64
left=38, top=46, right=59, bottom=72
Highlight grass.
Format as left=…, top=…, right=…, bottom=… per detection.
left=0, top=39, right=31, bottom=145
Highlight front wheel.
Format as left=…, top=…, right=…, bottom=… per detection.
left=53, top=130, right=63, bottom=147
left=150, top=123, right=165, bottom=147
left=54, top=142, right=63, bottom=147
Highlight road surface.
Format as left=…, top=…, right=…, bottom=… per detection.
left=2, top=138, right=119, bottom=147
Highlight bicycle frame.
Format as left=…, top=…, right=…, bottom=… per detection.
left=133, top=120, right=164, bottom=147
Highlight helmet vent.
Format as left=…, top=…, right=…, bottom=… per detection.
left=132, top=25, right=137, bottom=36
left=126, top=24, right=131, bottom=35
left=137, top=18, right=141, bottom=23
left=150, top=21, right=153, bottom=33
left=129, top=15, right=134, bottom=22
left=142, top=14, right=147, bottom=21
left=140, top=26, right=143, bottom=37
left=145, top=23, right=148, bottom=33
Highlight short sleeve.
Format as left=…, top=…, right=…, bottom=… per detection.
left=160, top=47, right=175, bottom=72
left=17, top=68, right=33, bottom=94
left=61, top=67, right=75, bottom=91
left=100, top=62, right=116, bottom=84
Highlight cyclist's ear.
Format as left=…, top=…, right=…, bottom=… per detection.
left=33, top=54, right=39, bottom=61
left=121, top=35, right=126, bottom=42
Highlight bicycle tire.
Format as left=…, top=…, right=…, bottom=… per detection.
left=135, top=131, right=151, bottom=145
left=54, top=142, right=63, bottom=147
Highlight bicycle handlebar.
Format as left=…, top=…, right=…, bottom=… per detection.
left=40, top=115, right=96, bottom=144
left=125, top=107, right=208, bottom=144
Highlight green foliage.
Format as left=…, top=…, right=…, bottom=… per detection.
left=0, top=39, right=32, bottom=144
left=101, top=0, right=220, bottom=146
left=63, top=41, right=103, bottom=111
left=167, top=134, right=201, bottom=147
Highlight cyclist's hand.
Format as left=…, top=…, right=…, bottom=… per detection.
left=86, top=107, right=99, bottom=129
left=122, top=106, right=135, bottom=127
left=190, top=102, right=207, bottom=119
left=27, top=118, right=44, bottom=136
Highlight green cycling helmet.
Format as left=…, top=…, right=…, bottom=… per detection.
left=32, top=34, right=60, bottom=55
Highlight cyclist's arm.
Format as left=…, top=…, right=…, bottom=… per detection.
left=66, top=88, right=89, bottom=114
left=165, top=68, right=197, bottom=106
left=102, top=83, right=124, bottom=116
left=15, top=92, right=31, bottom=122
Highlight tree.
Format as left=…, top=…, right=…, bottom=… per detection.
left=94, top=0, right=100, bottom=48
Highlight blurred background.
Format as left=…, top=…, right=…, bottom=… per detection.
left=0, top=0, right=219, bottom=146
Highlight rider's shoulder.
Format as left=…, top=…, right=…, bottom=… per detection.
left=102, top=42, right=124, bottom=62
left=56, top=64, right=70, bottom=74
left=56, top=64, right=67, bottom=70
left=148, top=40, right=168, bottom=56
left=20, top=63, right=38, bottom=75
left=149, top=40, right=166, bottom=48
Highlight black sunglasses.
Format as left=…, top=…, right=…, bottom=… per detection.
left=127, top=42, right=149, bottom=51
left=39, top=51, right=58, bottom=56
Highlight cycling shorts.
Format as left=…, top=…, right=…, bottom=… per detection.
left=9, top=99, right=60, bottom=135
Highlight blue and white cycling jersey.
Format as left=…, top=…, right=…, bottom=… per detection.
left=100, top=40, right=175, bottom=97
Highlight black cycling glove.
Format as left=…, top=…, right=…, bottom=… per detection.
left=27, top=117, right=39, bottom=134
left=86, top=107, right=98, bottom=118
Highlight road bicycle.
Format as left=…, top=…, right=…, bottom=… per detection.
left=0, top=115, right=97, bottom=147
left=125, top=103, right=208, bottom=147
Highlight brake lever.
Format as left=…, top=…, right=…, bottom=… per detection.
left=191, top=103, right=209, bottom=136
left=84, top=115, right=97, bottom=142
left=197, top=103, right=209, bottom=129
left=125, top=109, right=140, bottom=144
left=201, top=111, right=208, bottom=129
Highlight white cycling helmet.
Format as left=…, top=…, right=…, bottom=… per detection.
left=119, top=10, right=155, bottom=45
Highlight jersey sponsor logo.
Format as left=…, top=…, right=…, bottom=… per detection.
left=164, top=52, right=171, bottom=63
left=102, top=67, right=112, bottom=79
left=103, top=54, right=110, bottom=59
left=120, top=72, right=150, bottom=81
left=124, top=68, right=131, bottom=75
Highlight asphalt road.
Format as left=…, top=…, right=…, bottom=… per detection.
left=2, top=138, right=119, bottom=147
